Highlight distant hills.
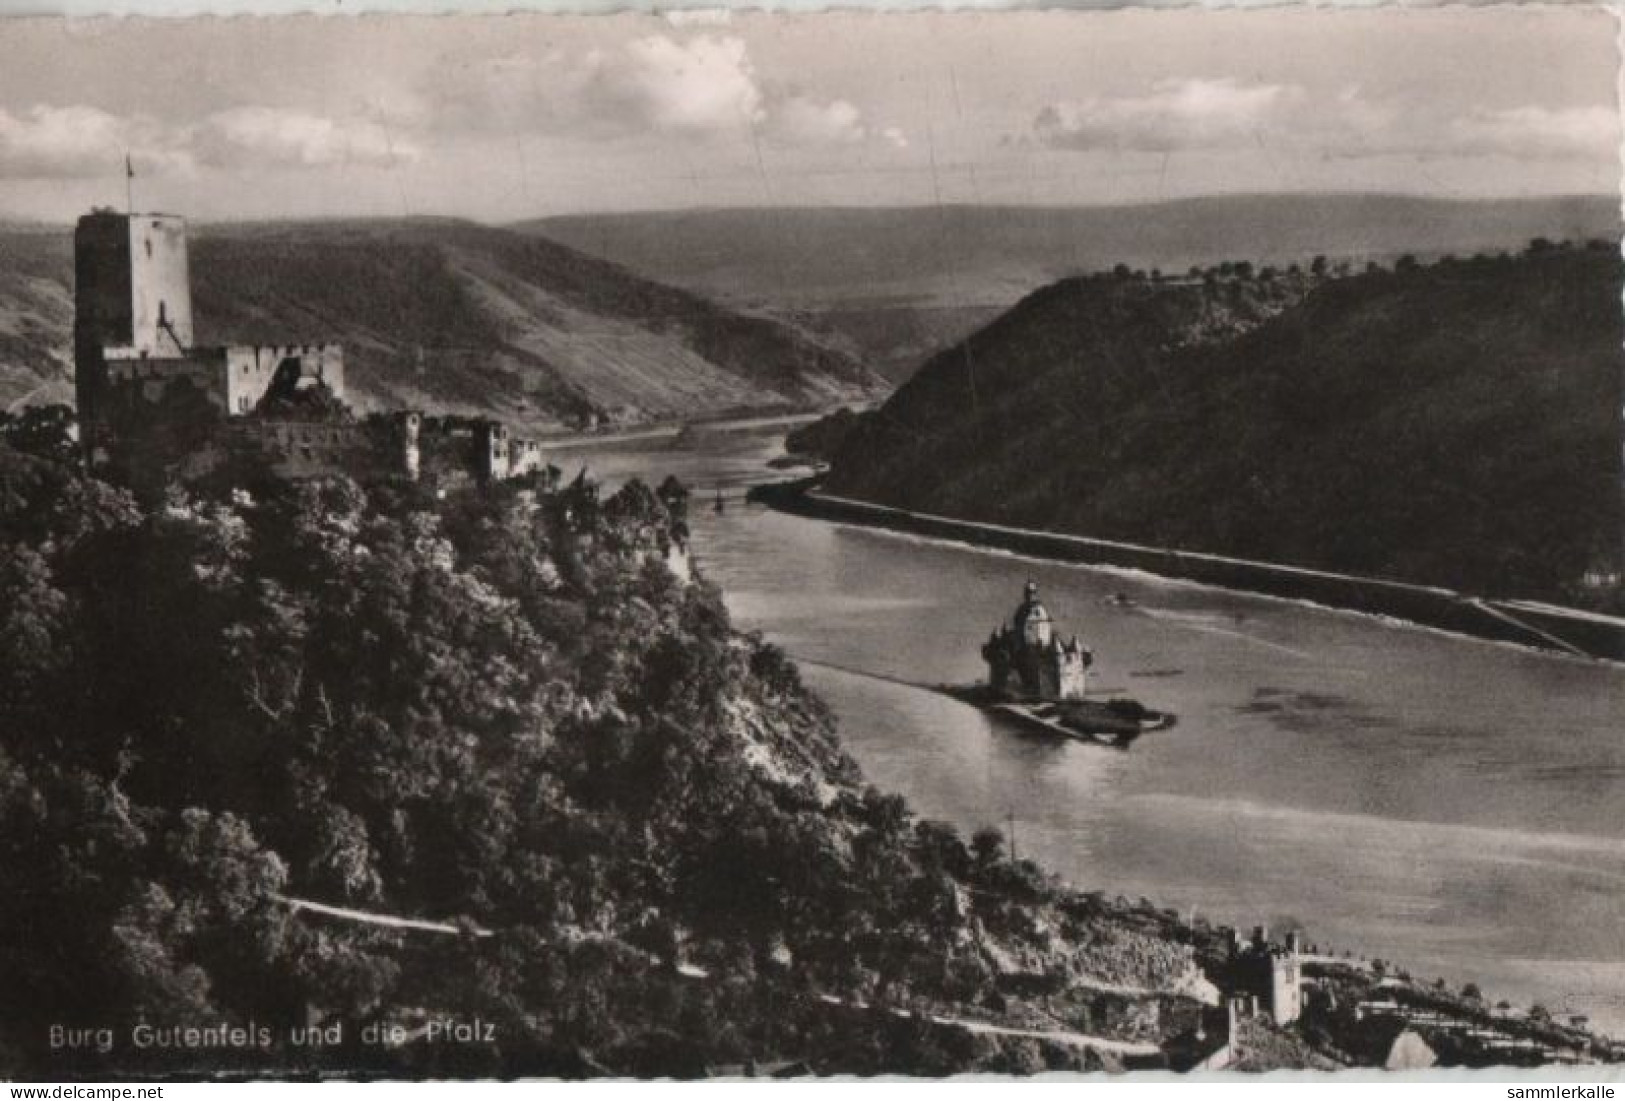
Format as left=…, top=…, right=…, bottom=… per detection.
left=821, top=244, right=1624, bottom=608
left=4, top=195, right=1618, bottom=423
left=0, top=218, right=885, bottom=423
left=0, top=227, right=74, bottom=411
left=524, top=194, right=1621, bottom=380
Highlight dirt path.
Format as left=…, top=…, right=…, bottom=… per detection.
left=276, top=894, right=494, bottom=937
left=815, top=994, right=1159, bottom=1057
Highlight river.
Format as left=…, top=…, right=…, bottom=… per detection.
left=550, top=430, right=1625, bottom=1036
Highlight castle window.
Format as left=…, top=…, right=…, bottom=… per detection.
left=144, top=238, right=152, bottom=258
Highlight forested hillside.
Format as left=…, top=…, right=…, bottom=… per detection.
left=822, top=243, right=1623, bottom=609
left=0, top=433, right=1227, bottom=1077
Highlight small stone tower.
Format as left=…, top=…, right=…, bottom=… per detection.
left=478, top=421, right=512, bottom=482
left=1228, top=925, right=1303, bottom=1026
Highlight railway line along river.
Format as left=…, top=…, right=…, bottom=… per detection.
left=549, top=429, right=1625, bottom=1037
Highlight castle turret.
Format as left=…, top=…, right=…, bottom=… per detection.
left=1013, top=580, right=1054, bottom=647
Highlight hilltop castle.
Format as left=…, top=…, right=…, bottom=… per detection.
left=73, top=209, right=547, bottom=489
left=981, top=581, right=1094, bottom=700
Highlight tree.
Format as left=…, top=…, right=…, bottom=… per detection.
left=971, top=827, right=1005, bottom=867
left=0, top=404, right=77, bottom=465
left=1310, top=255, right=1328, bottom=277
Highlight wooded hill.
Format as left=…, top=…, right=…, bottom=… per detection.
left=0, top=440, right=1219, bottom=1076
left=821, top=243, right=1624, bottom=609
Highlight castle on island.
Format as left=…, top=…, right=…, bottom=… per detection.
left=981, top=581, right=1095, bottom=700
left=73, top=208, right=548, bottom=489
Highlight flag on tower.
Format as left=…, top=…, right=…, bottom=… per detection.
left=125, top=153, right=134, bottom=180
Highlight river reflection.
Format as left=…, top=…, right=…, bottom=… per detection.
left=550, top=431, right=1625, bottom=1034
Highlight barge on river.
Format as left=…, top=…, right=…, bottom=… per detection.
left=940, top=581, right=1174, bottom=747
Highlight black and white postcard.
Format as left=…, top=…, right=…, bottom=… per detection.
left=0, top=4, right=1620, bottom=1080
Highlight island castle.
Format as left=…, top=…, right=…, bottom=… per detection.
left=981, top=581, right=1094, bottom=700
left=72, top=209, right=547, bottom=489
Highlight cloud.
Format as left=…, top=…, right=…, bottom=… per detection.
left=582, top=34, right=765, bottom=135
left=1447, top=105, right=1618, bottom=160
left=579, top=34, right=897, bottom=147
left=0, top=102, right=419, bottom=179
left=769, top=95, right=868, bottom=145
left=193, top=107, right=419, bottom=169
left=0, top=104, right=185, bottom=179
left=1033, top=79, right=1617, bottom=163
left=1035, top=78, right=1295, bottom=153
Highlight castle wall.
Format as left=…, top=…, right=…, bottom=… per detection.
left=509, top=436, right=547, bottom=478
left=216, top=413, right=417, bottom=483
left=98, top=343, right=349, bottom=423
left=222, top=345, right=345, bottom=414
left=438, top=421, right=548, bottom=485
left=104, top=350, right=230, bottom=414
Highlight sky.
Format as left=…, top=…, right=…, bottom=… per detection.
left=0, top=6, right=1618, bottom=222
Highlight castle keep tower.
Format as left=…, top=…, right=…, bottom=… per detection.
left=74, top=212, right=195, bottom=438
